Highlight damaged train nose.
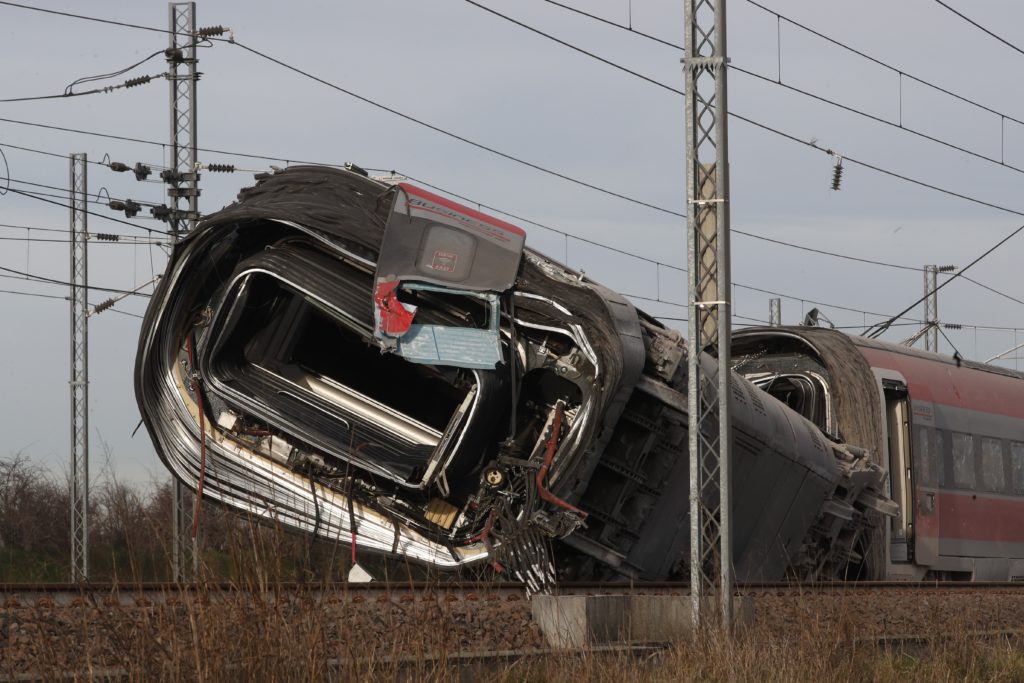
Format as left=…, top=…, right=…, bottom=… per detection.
left=135, top=165, right=894, bottom=590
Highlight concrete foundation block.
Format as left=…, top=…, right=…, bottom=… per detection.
left=531, top=594, right=753, bottom=649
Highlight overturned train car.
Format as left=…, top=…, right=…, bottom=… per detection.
left=135, top=166, right=893, bottom=587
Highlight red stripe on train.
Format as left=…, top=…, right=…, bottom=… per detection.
left=858, top=346, right=1024, bottom=420
left=915, top=490, right=1024, bottom=543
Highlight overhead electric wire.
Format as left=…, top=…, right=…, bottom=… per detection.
left=0, top=222, right=163, bottom=243
left=0, top=264, right=152, bottom=297
left=451, top=0, right=1024, bottom=312
left=4, top=10, right=1021, bottom=312
left=0, top=235, right=165, bottom=245
left=539, top=0, right=1024, bottom=179
left=0, top=286, right=144, bottom=318
left=5, top=5, right=1020, bottom=344
left=0, top=73, right=163, bottom=104
left=3, top=175, right=163, bottom=208
left=461, top=0, right=679, bottom=96
left=470, top=0, right=1024, bottom=221
left=864, top=221, right=1024, bottom=338
left=959, top=275, right=1024, bottom=307
left=540, top=0, right=678, bottom=49
left=373, top=169, right=684, bottom=271
left=730, top=112, right=1024, bottom=220
left=388, top=168, right=1024, bottom=327
left=0, top=115, right=348, bottom=169
left=743, top=0, right=1024, bottom=128
left=0, top=111, right=1013, bottom=285
left=386, top=169, right=934, bottom=327
left=2, top=186, right=172, bottom=234
left=0, top=141, right=106, bottom=164
left=228, top=40, right=684, bottom=220
left=0, top=287, right=66, bottom=301
left=930, top=0, right=1024, bottom=59
left=0, top=1, right=168, bottom=34
left=731, top=64, right=1024, bottom=178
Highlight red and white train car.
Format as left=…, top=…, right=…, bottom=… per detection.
left=733, top=326, right=1024, bottom=581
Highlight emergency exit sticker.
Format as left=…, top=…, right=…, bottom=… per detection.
left=431, top=250, right=458, bottom=273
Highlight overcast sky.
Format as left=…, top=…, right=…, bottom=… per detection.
left=2, top=0, right=1023, bottom=485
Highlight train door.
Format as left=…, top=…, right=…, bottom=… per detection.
left=883, top=379, right=915, bottom=563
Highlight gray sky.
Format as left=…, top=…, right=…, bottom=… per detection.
left=1, top=0, right=1023, bottom=484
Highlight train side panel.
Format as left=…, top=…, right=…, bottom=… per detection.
left=858, top=345, right=1024, bottom=580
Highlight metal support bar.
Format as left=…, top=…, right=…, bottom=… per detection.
left=167, top=1, right=199, bottom=240
left=684, top=0, right=733, bottom=629
left=923, top=265, right=939, bottom=352
left=168, top=1, right=200, bottom=581
left=769, top=298, right=781, bottom=326
left=69, top=153, right=89, bottom=582
left=172, top=481, right=197, bottom=581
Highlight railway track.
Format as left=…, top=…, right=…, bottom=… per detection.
left=3, top=580, right=1024, bottom=607
left=6, top=580, right=1024, bottom=680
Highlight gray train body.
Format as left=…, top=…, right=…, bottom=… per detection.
left=135, top=166, right=892, bottom=586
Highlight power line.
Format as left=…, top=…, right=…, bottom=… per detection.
left=452, top=3, right=1024, bottom=227
left=0, top=73, right=163, bottom=104
left=0, top=223, right=162, bottom=244
left=1, top=186, right=171, bottom=234
left=865, top=221, right=1024, bottom=338
left=448, top=3, right=1024, bottom=318
left=731, top=64, right=1024, bottom=180
left=0, top=286, right=144, bottom=318
left=374, top=169, right=684, bottom=271
left=6, top=106, right=1014, bottom=289
left=730, top=112, right=1024, bottom=219
left=0, top=1, right=168, bottom=34
left=0, top=222, right=162, bottom=242
left=0, top=115, right=344, bottom=169
left=386, top=169, right=936, bottom=326
left=0, top=286, right=66, bottom=301
left=3, top=39, right=1020, bottom=311
left=742, top=0, right=1024, bottom=128
left=930, top=0, right=1024, bottom=58
left=0, top=235, right=164, bottom=245
left=227, top=39, right=685, bottom=219
left=540, top=0, right=678, bottom=49
left=390, top=167, right=1024, bottom=325
left=3, top=175, right=162, bottom=207
left=461, top=0, right=679, bottom=96
left=541, top=0, right=1024, bottom=177
left=960, top=274, right=1024, bottom=307
left=0, top=265, right=152, bottom=297
left=1, top=141, right=93, bottom=164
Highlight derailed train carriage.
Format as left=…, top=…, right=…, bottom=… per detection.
left=135, top=165, right=895, bottom=587
left=733, top=326, right=1024, bottom=581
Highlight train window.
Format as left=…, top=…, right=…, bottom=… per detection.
left=751, top=373, right=829, bottom=434
left=980, top=438, right=1006, bottom=492
left=1011, top=442, right=1024, bottom=494
left=951, top=432, right=976, bottom=489
left=917, top=428, right=933, bottom=485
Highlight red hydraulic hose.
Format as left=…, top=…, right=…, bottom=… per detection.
left=535, top=404, right=587, bottom=517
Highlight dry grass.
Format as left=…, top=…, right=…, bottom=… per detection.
left=6, top=583, right=1024, bottom=681
left=5, top=457, right=1024, bottom=680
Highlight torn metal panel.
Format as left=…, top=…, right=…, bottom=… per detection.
left=135, top=165, right=893, bottom=589
left=378, top=183, right=525, bottom=291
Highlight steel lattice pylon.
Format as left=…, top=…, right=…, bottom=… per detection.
left=168, top=1, right=200, bottom=581
left=923, top=265, right=939, bottom=352
left=168, top=2, right=199, bottom=237
left=683, top=0, right=733, bottom=628
left=69, top=153, right=89, bottom=582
